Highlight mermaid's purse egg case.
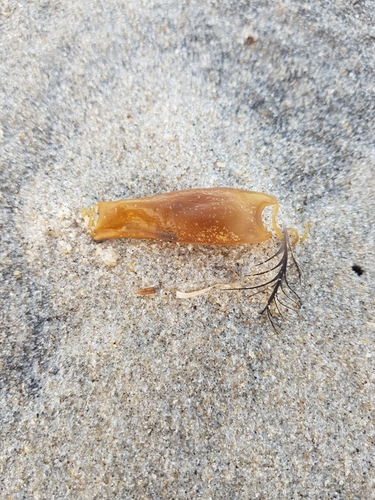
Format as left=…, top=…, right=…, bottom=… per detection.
left=83, top=188, right=279, bottom=245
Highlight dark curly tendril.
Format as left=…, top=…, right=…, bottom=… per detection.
left=228, top=224, right=302, bottom=332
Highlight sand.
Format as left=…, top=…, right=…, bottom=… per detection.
left=1, top=1, right=374, bottom=498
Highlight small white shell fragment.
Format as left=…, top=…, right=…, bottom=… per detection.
left=95, top=246, right=118, bottom=267
left=58, top=240, right=72, bottom=255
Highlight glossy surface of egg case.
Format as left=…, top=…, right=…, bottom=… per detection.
left=86, top=188, right=279, bottom=245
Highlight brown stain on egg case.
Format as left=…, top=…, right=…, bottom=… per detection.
left=84, top=188, right=279, bottom=245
